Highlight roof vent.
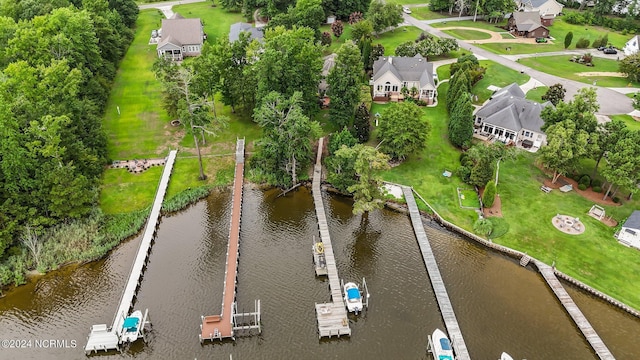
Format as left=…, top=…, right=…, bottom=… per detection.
left=388, top=57, right=393, bottom=64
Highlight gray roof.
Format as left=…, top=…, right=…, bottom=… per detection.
left=158, top=15, right=203, bottom=48
left=491, top=82, right=525, bottom=99
left=229, top=22, right=264, bottom=43
left=513, top=11, right=547, bottom=32
left=372, top=55, right=435, bottom=89
left=623, top=210, right=640, bottom=230
left=476, top=83, right=552, bottom=133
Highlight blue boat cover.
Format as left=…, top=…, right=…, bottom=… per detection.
left=438, top=356, right=453, bottom=360
left=440, top=337, right=452, bottom=350
left=123, top=317, right=140, bottom=331
left=347, top=288, right=360, bottom=300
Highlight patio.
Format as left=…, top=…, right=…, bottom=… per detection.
left=552, top=214, right=585, bottom=235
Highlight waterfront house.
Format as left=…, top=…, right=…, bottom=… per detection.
left=616, top=210, right=640, bottom=250
left=507, top=11, right=550, bottom=38
left=623, top=35, right=639, bottom=56
left=229, top=22, right=264, bottom=43
left=515, top=0, right=564, bottom=17
left=157, top=14, right=204, bottom=61
left=371, top=55, right=437, bottom=104
left=474, top=83, right=552, bottom=151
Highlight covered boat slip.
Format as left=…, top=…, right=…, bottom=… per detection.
left=85, top=150, right=177, bottom=354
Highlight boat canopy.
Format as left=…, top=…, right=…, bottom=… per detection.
left=347, top=287, right=360, bottom=300
left=438, top=356, right=453, bottom=360
left=123, top=317, right=140, bottom=332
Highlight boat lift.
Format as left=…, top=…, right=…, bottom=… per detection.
left=341, top=277, right=370, bottom=314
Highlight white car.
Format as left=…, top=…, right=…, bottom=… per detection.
left=402, top=6, right=412, bottom=14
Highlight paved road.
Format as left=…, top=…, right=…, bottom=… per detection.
left=138, top=0, right=205, bottom=10
left=404, top=14, right=635, bottom=115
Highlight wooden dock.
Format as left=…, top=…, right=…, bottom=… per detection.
left=85, top=150, right=177, bottom=354
left=313, top=138, right=351, bottom=338
left=536, top=262, right=615, bottom=360
left=200, top=139, right=261, bottom=342
left=402, top=186, right=470, bottom=360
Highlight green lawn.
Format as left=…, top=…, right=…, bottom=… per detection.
left=410, top=8, right=452, bottom=21
left=472, top=60, right=530, bottom=104
left=386, top=0, right=430, bottom=4
left=458, top=188, right=481, bottom=208
left=525, top=86, right=549, bottom=103
left=173, top=2, right=245, bottom=44
left=103, top=9, right=175, bottom=160
left=518, top=55, right=640, bottom=88
left=609, top=114, right=640, bottom=131
left=431, top=19, right=508, bottom=31
left=473, top=15, right=631, bottom=54
left=442, top=28, right=492, bottom=40
left=377, top=26, right=425, bottom=55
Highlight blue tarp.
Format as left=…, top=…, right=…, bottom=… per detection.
left=347, top=287, right=360, bottom=300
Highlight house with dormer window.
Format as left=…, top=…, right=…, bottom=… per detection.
left=371, top=55, right=437, bottom=104
left=156, top=14, right=205, bottom=61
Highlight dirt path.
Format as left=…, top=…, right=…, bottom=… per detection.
left=438, top=26, right=554, bottom=44
left=576, top=72, right=627, bottom=77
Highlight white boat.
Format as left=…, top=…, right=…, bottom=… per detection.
left=500, top=352, right=514, bottom=360
left=343, top=282, right=363, bottom=314
left=119, top=310, right=143, bottom=343
left=431, top=328, right=454, bottom=360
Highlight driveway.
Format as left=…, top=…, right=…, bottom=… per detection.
left=403, top=14, right=634, bottom=115
left=139, top=0, right=206, bottom=18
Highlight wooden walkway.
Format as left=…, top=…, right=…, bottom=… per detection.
left=536, top=262, right=615, bottom=360
left=201, top=139, right=245, bottom=341
left=313, top=138, right=351, bottom=338
left=402, top=186, right=470, bottom=360
left=85, top=150, right=178, bottom=354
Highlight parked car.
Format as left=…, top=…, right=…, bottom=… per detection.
left=603, top=47, right=617, bottom=54
left=402, top=6, right=412, bottom=14
left=535, top=37, right=547, bottom=43
left=597, top=46, right=605, bottom=51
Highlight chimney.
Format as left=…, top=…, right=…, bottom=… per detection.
left=388, top=57, right=393, bottom=65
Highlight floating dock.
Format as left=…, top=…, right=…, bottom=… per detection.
left=536, top=262, right=615, bottom=360
left=85, top=150, right=177, bottom=354
left=200, top=138, right=261, bottom=342
left=312, top=137, right=351, bottom=338
left=402, top=186, right=470, bottom=360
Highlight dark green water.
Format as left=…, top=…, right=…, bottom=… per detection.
left=0, top=187, right=639, bottom=359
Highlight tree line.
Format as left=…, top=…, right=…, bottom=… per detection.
left=0, top=0, right=138, bottom=258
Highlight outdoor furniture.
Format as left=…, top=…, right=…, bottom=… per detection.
left=559, top=184, right=573, bottom=192
left=540, top=185, right=552, bottom=193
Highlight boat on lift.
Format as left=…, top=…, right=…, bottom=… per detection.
left=342, top=278, right=370, bottom=315
left=500, top=352, right=514, bottom=360
left=430, top=328, right=454, bottom=360
left=119, top=310, right=143, bottom=343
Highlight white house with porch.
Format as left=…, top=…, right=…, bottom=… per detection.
left=616, top=210, right=640, bottom=249
left=474, top=83, right=552, bottom=151
left=156, top=14, right=204, bottom=61
left=623, top=35, right=639, bottom=56
left=371, top=55, right=437, bottom=104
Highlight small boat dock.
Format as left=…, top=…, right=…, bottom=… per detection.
left=312, top=236, right=328, bottom=276
left=200, top=138, right=261, bottom=343
left=402, top=186, right=471, bottom=360
left=312, top=137, right=351, bottom=338
left=536, top=261, right=615, bottom=359
left=85, top=150, right=177, bottom=354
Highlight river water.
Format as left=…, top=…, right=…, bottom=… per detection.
left=1, top=187, right=639, bottom=359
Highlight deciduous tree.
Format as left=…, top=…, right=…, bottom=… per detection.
left=367, top=0, right=403, bottom=35
left=619, top=52, right=640, bottom=82
left=339, top=144, right=390, bottom=215
left=539, top=120, right=590, bottom=183
left=328, top=40, right=363, bottom=128
left=541, top=83, right=566, bottom=105
left=377, top=102, right=430, bottom=160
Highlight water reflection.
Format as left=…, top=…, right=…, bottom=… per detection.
left=0, top=188, right=637, bottom=359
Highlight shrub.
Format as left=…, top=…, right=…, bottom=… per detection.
left=579, top=174, right=591, bottom=186
left=487, top=217, right=509, bottom=239
left=591, top=178, right=602, bottom=187
left=564, top=31, right=574, bottom=49
left=578, top=183, right=588, bottom=191
left=473, top=218, right=494, bottom=237
left=483, top=181, right=497, bottom=208
left=613, top=197, right=620, bottom=203
left=592, top=186, right=602, bottom=193
left=321, top=32, right=332, bottom=46
left=575, top=38, right=590, bottom=49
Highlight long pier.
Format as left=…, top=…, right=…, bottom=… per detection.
left=85, top=150, right=177, bottom=354
left=200, top=138, right=261, bottom=342
left=402, top=186, right=470, bottom=360
left=313, top=137, right=351, bottom=338
left=536, top=261, right=615, bottom=359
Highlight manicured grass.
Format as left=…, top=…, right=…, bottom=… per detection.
left=321, top=24, right=354, bottom=55
left=431, top=19, right=508, bottom=31
left=173, top=2, right=245, bottom=44
left=458, top=188, right=480, bottom=208
left=103, top=9, right=175, bottom=160
left=518, top=55, right=640, bottom=88
left=609, top=114, right=640, bottom=131
left=472, top=60, right=530, bottom=104
left=410, top=8, right=452, bottom=21
left=377, top=26, right=425, bottom=55
left=442, top=28, right=492, bottom=40
left=386, top=0, right=430, bottom=4
left=474, top=15, right=631, bottom=54
left=525, top=86, right=549, bottom=103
